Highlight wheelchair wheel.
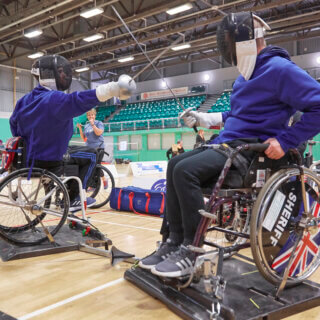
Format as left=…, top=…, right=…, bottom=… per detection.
left=86, top=165, right=114, bottom=209
left=202, top=199, right=250, bottom=258
left=310, top=160, right=320, bottom=176
left=250, top=167, right=320, bottom=286
left=0, top=168, right=69, bottom=246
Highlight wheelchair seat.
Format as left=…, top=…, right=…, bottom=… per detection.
left=202, top=152, right=293, bottom=196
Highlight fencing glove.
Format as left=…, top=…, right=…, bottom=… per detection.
left=96, top=74, right=136, bottom=102
left=117, top=74, right=136, bottom=100
left=180, top=107, right=223, bottom=129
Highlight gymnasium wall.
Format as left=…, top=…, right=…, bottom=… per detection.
left=0, top=112, right=11, bottom=141
left=1, top=45, right=320, bottom=158
left=72, top=127, right=218, bottom=162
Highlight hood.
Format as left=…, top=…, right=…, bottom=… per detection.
left=256, top=45, right=291, bottom=66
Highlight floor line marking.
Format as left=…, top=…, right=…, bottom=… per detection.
left=18, top=278, right=124, bottom=320
left=87, top=218, right=160, bottom=232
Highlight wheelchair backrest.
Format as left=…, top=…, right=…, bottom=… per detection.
left=243, top=153, right=290, bottom=188
left=97, top=148, right=105, bottom=164
left=1, top=137, right=27, bottom=171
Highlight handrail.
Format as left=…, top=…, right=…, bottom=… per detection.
left=102, top=116, right=181, bottom=132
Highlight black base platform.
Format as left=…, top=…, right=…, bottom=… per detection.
left=125, top=257, right=320, bottom=320
left=0, top=311, right=17, bottom=320
left=0, top=224, right=112, bottom=262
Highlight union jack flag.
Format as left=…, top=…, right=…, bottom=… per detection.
left=271, top=193, right=320, bottom=277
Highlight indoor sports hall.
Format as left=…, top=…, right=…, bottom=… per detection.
left=0, top=1, right=320, bottom=319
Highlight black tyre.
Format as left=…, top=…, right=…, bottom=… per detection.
left=86, top=165, right=115, bottom=209
left=250, top=168, right=320, bottom=286
left=0, top=168, right=69, bottom=246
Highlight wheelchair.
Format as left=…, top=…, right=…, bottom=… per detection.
left=0, top=137, right=114, bottom=247
left=167, top=143, right=320, bottom=297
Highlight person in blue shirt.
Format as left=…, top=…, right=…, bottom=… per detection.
left=77, top=109, right=105, bottom=149
left=139, top=12, right=320, bottom=278
left=10, top=54, right=136, bottom=211
left=77, top=108, right=108, bottom=189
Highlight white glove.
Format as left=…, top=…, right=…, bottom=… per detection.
left=96, top=82, right=120, bottom=102
left=180, top=107, right=223, bottom=129
left=95, top=74, right=136, bottom=102
left=117, top=74, right=136, bottom=100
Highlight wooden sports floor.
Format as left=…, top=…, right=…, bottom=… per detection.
left=0, top=168, right=319, bottom=320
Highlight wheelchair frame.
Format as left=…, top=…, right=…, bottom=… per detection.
left=127, top=143, right=320, bottom=318
left=124, top=142, right=320, bottom=320
left=0, top=145, right=114, bottom=246
left=183, top=144, right=320, bottom=296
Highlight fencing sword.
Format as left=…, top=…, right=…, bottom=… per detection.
left=111, top=4, right=198, bottom=133
left=132, top=36, right=182, bottom=81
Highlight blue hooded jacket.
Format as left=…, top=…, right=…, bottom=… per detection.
left=10, top=85, right=100, bottom=161
left=214, top=46, right=320, bottom=152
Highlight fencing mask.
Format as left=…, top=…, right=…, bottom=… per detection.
left=216, top=12, right=271, bottom=80
left=31, top=55, right=72, bottom=91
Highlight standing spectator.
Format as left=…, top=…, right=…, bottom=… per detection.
left=166, top=140, right=185, bottom=160
left=77, top=109, right=105, bottom=149
left=77, top=109, right=108, bottom=189
left=194, top=129, right=206, bottom=149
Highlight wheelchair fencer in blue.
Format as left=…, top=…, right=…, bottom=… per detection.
left=0, top=137, right=114, bottom=246
left=0, top=54, right=134, bottom=247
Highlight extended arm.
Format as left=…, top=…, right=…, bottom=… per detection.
left=51, top=75, right=136, bottom=120
left=180, top=107, right=225, bottom=129
left=77, top=123, right=87, bottom=142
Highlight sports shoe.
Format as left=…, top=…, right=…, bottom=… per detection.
left=86, top=197, right=96, bottom=207
left=138, top=240, right=179, bottom=270
left=69, top=196, right=96, bottom=212
left=151, top=245, right=195, bottom=278
left=103, top=179, right=108, bottom=189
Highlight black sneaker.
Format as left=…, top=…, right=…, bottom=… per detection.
left=151, top=245, right=195, bottom=278
left=138, top=240, right=179, bottom=270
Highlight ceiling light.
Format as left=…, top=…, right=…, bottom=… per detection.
left=80, top=7, right=104, bottom=18
left=317, top=57, right=320, bottom=64
left=171, top=43, right=191, bottom=51
left=28, top=52, right=44, bottom=59
left=24, top=29, right=43, bottom=38
left=166, top=4, right=193, bottom=15
left=204, top=74, right=210, bottom=81
left=118, top=56, right=134, bottom=63
left=161, top=80, right=167, bottom=88
left=75, top=67, right=90, bottom=72
left=83, top=33, right=104, bottom=42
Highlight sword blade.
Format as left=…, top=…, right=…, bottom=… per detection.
left=111, top=4, right=198, bottom=132
left=111, top=5, right=186, bottom=111
left=132, top=36, right=182, bottom=80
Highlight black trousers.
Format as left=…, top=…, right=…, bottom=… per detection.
left=34, top=146, right=97, bottom=201
left=162, top=147, right=229, bottom=243
left=67, top=146, right=98, bottom=200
